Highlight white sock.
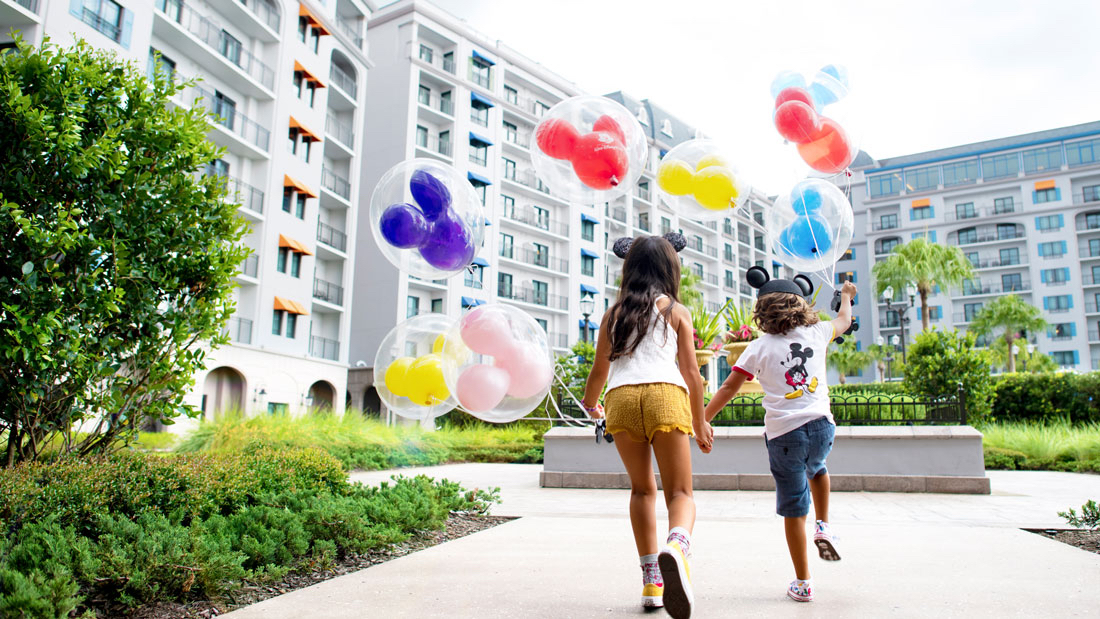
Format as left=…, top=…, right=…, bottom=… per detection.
left=640, top=553, right=661, bottom=585
left=667, top=526, right=691, bottom=555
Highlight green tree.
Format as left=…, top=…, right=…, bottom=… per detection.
left=865, top=343, right=892, bottom=383
left=969, top=294, right=1048, bottom=373
left=903, top=329, right=995, bottom=421
left=679, top=265, right=703, bottom=306
left=0, top=40, right=248, bottom=465
left=827, top=339, right=869, bottom=385
left=871, top=238, right=975, bottom=332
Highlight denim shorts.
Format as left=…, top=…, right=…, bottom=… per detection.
left=764, top=417, right=835, bottom=518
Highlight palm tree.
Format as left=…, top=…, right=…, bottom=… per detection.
left=969, top=294, right=1048, bottom=373
left=865, top=343, right=891, bottom=383
left=871, top=238, right=975, bottom=331
left=679, top=265, right=704, bottom=307
left=827, top=339, right=869, bottom=385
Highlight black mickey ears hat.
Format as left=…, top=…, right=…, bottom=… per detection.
left=611, top=232, right=686, bottom=259
left=745, top=265, right=813, bottom=298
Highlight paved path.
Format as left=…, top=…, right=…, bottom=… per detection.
left=224, top=465, right=1100, bottom=618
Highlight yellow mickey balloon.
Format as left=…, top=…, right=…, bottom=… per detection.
left=695, top=154, right=730, bottom=171
left=693, top=166, right=739, bottom=210
left=432, top=333, right=471, bottom=364
left=384, top=356, right=416, bottom=397
left=404, top=353, right=450, bottom=406
left=657, top=160, right=695, bottom=196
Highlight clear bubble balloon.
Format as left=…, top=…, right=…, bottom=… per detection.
left=531, top=95, right=648, bottom=203
left=769, top=65, right=861, bottom=176
left=373, top=313, right=460, bottom=421
left=765, top=178, right=854, bottom=275
left=441, top=304, right=553, bottom=423
left=655, top=139, right=752, bottom=222
left=369, top=159, right=485, bottom=280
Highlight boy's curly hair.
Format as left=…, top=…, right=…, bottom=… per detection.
left=754, top=293, right=819, bottom=335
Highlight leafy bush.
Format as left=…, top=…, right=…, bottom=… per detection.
left=830, top=382, right=908, bottom=396
left=1059, top=500, right=1100, bottom=530
left=904, top=330, right=994, bottom=422
left=991, top=373, right=1100, bottom=423
left=981, top=420, right=1100, bottom=473
left=710, top=390, right=936, bottom=425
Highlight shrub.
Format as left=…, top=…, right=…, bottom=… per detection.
left=904, top=329, right=994, bottom=422
left=1058, top=500, right=1100, bottom=530
left=992, top=373, right=1100, bottom=423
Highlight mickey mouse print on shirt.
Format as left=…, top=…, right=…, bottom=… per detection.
left=780, top=343, right=820, bottom=400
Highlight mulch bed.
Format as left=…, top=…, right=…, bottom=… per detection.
left=128, top=513, right=515, bottom=619
left=1026, top=528, right=1100, bottom=556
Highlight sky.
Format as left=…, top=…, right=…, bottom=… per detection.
left=394, top=0, right=1100, bottom=193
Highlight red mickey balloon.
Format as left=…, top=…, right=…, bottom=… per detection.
left=571, top=132, right=629, bottom=190
left=774, top=100, right=821, bottom=144
left=535, top=118, right=580, bottom=160
left=592, top=115, right=626, bottom=145
left=797, top=117, right=855, bottom=174
left=774, top=86, right=815, bottom=110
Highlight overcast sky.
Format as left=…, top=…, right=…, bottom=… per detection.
left=399, top=0, right=1100, bottom=192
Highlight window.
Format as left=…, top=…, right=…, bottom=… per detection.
left=867, top=172, right=903, bottom=197
left=637, top=106, right=649, bottom=126
left=955, top=227, right=977, bottom=245
left=1022, top=145, right=1063, bottom=173
left=1034, top=187, right=1058, bottom=203
left=431, top=298, right=443, bottom=313
left=469, top=142, right=487, bottom=166
left=439, top=130, right=451, bottom=155
left=464, top=265, right=483, bottom=289
left=443, top=51, right=454, bottom=72
left=836, top=271, right=856, bottom=284
left=497, top=272, right=512, bottom=297
left=532, top=280, right=548, bottom=306
left=582, top=255, right=595, bottom=276
left=581, top=219, right=595, bottom=242
left=469, top=57, right=492, bottom=88
left=503, top=121, right=517, bottom=143
left=964, top=303, right=983, bottom=322
left=1044, top=295, right=1073, bottom=311
left=879, top=213, right=899, bottom=230
left=724, top=243, right=733, bottom=262
left=725, top=270, right=734, bottom=288
left=418, top=44, right=433, bottom=63
left=981, top=152, right=1019, bottom=179
left=1066, top=138, right=1100, bottom=167
left=500, top=233, right=513, bottom=259
left=965, top=251, right=979, bottom=267
left=1083, top=185, right=1100, bottom=203
left=692, top=263, right=703, bottom=278
left=533, top=243, right=548, bottom=268
left=1050, top=351, right=1078, bottom=367
left=840, top=248, right=854, bottom=260
left=1087, top=212, right=1100, bottom=230
left=1089, top=238, right=1100, bottom=258
left=288, top=129, right=312, bottom=163
left=535, top=318, right=548, bottom=332
left=905, top=166, right=939, bottom=192
left=502, top=157, right=516, bottom=180
left=415, top=125, right=428, bottom=148
left=298, top=16, right=308, bottom=42
left=406, top=296, right=420, bottom=318
left=1092, top=265, right=1100, bottom=283
left=1041, top=268, right=1069, bottom=285
left=637, top=212, right=650, bottom=231
left=534, top=101, right=550, bottom=117
left=219, top=30, right=242, bottom=65
left=955, top=202, right=976, bottom=219
left=290, top=253, right=302, bottom=278
left=285, top=314, right=297, bottom=338
left=942, top=159, right=979, bottom=186
left=417, top=85, right=430, bottom=106
left=883, top=310, right=900, bottom=327
left=723, top=219, right=732, bottom=235
left=272, top=309, right=284, bottom=335
left=660, top=119, right=673, bottom=137
left=661, top=217, right=672, bottom=236
left=999, top=247, right=1020, bottom=265
left=996, top=223, right=1018, bottom=240
left=296, top=194, right=307, bottom=219
left=530, top=206, right=549, bottom=230
left=276, top=248, right=288, bottom=273
left=1038, top=241, right=1066, bottom=258
left=206, top=159, right=230, bottom=178
left=75, top=0, right=126, bottom=44
left=213, top=91, right=236, bottom=129
left=282, top=190, right=292, bottom=213
left=147, top=48, right=175, bottom=80
left=470, top=103, right=489, bottom=127
left=1002, top=273, right=1023, bottom=291
left=1036, top=214, right=1063, bottom=231
left=993, top=197, right=1015, bottom=214
left=504, top=85, right=518, bottom=105
left=911, top=205, right=933, bottom=220
left=755, top=234, right=765, bottom=251
left=309, top=27, right=320, bottom=54
left=917, top=306, right=942, bottom=321
left=878, top=237, right=900, bottom=254
left=637, top=180, right=650, bottom=201
left=471, top=181, right=487, bottom=205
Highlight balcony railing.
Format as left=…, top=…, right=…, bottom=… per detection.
left=502, top=167, right=552, bottom=195
left=326, top=114, right=354, bottom=148
left=415, top=134, right=453, bottom=158
left=499, top=246, right=568, bottom=273
left=1080, top=246, right=1100, bottom=259
left=239, top=0, right=280, bottom=31
left=330, top=64, right=357, bottom=95
left=872, top=219, right=900, bottom=231
left=498, top=286, right=568, bottom=310
left=156, top=0, right=275, bottom=89
left=336, top=18, right=363, bottom=50
left=945, top=202, right=1019, bottom=221
left=503, top=204, right=568, bottom=236
left=76, top=4, right=121, bottom=41
left=1087, top=302, right=1100, bottom=314
left=309, top=335, right=340, bottom=361
left=1076, top=219, right=1100, bottom=232
left=417, top=92, right=454, bottom=116
left=186, top=84, right=271, bottom=151
left=211, top=173, right=264, bottom=214
left=505, top=132, right=532, bottom=149
left=548, top=332, right=568, bottom=348
left=1084, top=274, right=1100, bottom=286
left=960, top=281, right=1031, bottom=296
left=313, top=277, right=344, bottom=306
left=704, top=273, right=719, bottom=286
left=969, top=257, right=1025, bottom=269
left=956, top=230, right=1026, bottom=245
left=740, top=283, right=752, bottom=296
left=223, top=316, right=252, bottom=345
left=952, top=313, right=979, bottom=324
left=607, top=206, right=627, bottom=222
left=14, top=0, right=39, bottom=13
left=1090, top=331, right=1100, bottom=343
left=322, top=166, right=351, bottom=200
left=239, top=254, right=258, bottom=278
left=686, top=239, right=718, bottom=257
left=635, top=187, right=651, bottom=202
left=635, top=216, right=650, bottom=232
left=413, top=43, right=457, bottom=74
left=317, top=221, right=347, bottom=252
left=1073, top=191, right=1100, bottom=205
left=724, top=279, right=736, bottom=290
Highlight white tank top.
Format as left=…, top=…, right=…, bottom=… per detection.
left=606, top=295, right=688, bottom=392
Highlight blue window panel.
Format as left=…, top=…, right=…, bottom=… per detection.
left=1043, top=297, right=1050, bottom=310
left=1061, top=241, right=1068, bottom=254
left=1075, top=351, right=1081, bottom=365
left=1038, top=243, right=1046, bottom=256
left=1041, top=270, right=1047, bottom=283
left=1056, top=188, right=1062, bottom=201
left=119, top=9, right=134, bottom=48
left=1070, top=323, right=1078, bottom=336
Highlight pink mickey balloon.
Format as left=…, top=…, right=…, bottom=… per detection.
left=494, top=343, right=552, bottom=399
left=456, top=364, right=510, bottom=413
left=459, top=306, right=514, bottom=356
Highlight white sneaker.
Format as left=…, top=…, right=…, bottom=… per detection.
left=813, top=520, right=841, bottom=561
left=787, top=579, right=814, bottom=602
left=658, top=540, right=693, bottom=619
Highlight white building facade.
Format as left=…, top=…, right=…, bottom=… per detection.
left=1, top=0, right=374, bottom=426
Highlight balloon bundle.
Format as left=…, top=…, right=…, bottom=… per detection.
left=379, top=169, right=475, bottom=271
left=373, top=314, right=460, bottom=421
left=383, top=350, right=448, bottom=407
left=655, top=138, right=750, bottom=221
left=771, top=66, right=856, bottom=175
left=764, top=178, right=854, bottom=283
left=536, top=115, right=629, bottom=191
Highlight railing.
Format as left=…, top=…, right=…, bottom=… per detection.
left=705, top=221, right=718, bottom=231
left=336, top=18, right=363, bottom=50
left=313, top=277, right=344, bottom=306
left=706, top=301, right=721, bottom=313
left=686, top=240, right=718, bottom=258
left=330, top=64, right=357, bottom=95
left=470, top=110, right=489, bottom=127
left=1073, top=191, right=1100, bottom=205
left=499, top=246, right=568, bottom=273
left=1087, top=302, right=1100, bottom=314
left=464, top=277, right=484, bottom=290
left=326, top=114, right=354, bottom=148
left=317, top=221, right=347, bottom=252
left=416, top=92, right=454, bottom=116
left=1076, top=219, right=1100, bottom=232
left=14, top=0, right=39, bottom=13
left=635, top=216, right=650, bottom=232
left=1079, top=246, right=1100, bottom=259
left=503, top=204, right=568, bottom=236
left=502, top=167, right=552, bottom=195
left=740, top=283, right=752, bottom=296
left=322, top=166, right=351, bottom=200
left=605, top=205, right=626, bottom=222
left=223, top=316, right=252, bottom=345
left=724, top=279, right=736, bottom=290
left=239, top=0, right=280, bottom=31
left=1047, top=305, right=1073, bottom=314
left=76, top=4, right=121, bottom=41
left=704, top=273, right=719, bottom=286
left=879, top=317, right=902, bottom=328
left=186, top=84, right=270, bottom=151
left=469, top=151, right=488, bottom=166
left=1084, top=274, right=1100, bottom=286
left=945, top=202, right=1019, bottom=221
left=872, top=219, right=900, bottom=231
left=415, top=134, right=453, bottom=157
left=710, top=391, right=967, bottom=426
left=309, top=335, right=340, bottom=361
left=739, top=258, right=751, bottom=270
left=970, top=257, right=1025, bottom=269
left=213, top=173, right=264, bottom=214
left=952, top=313, right=978, bottom=324
left=498, top=286, right=568, bottom=310
left=412, top=43, right=456, bottom=74
left=960, top=281, right=1031, bottom=296
left=1090, top=330, right=1100, bottom=343
left=506, top=132, right=532, bottom=149
left=955, top=230, right=1026, bottom=245
left=635, top=187, right=651, bottom=202
left=548, top=332, right=569, bottom=348
left=239, top=254, right=258, bottom=277
left=155, top=0, right=275, bottom=90
left=470, top=71, right=491, bottom=89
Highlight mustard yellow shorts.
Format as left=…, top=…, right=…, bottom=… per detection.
left=604, top=382, right=693, bottom=443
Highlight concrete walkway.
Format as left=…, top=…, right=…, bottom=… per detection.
left=224, top=465, right=1100, bottom=618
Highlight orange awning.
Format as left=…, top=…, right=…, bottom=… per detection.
left=274, top=296, right=310, bottom=315
left=278, top=233, right=315, bottom=256
left=289, top=116, right=322, bottom=142
left=1034, top=179, right=1056, bottom=190
left=293, top=60, right=326, bottom=88
left=283, top=174, right=318, bottom=199
left=911, top=198, right=930, bottom=208
left=298, top=3, right=330, bottom=35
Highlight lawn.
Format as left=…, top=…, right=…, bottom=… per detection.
left=980, top=420, right=1100, bottom=473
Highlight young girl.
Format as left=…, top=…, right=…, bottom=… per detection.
left=582, top=234, right=712, bottom=619
left=704, top=268, right=856, bottom=603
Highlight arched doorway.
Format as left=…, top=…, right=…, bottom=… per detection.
left=308, top=380, right=336, bottom=412
left=363, top=386, right=381, bottom=418
left=202, top=367, right=246, bottom=419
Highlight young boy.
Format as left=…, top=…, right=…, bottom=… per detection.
left=703, top=270, right=856, bottom=602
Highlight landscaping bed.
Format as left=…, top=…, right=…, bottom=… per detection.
left=1027, top=529, right=1100, bottom=556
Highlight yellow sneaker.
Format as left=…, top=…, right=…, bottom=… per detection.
left=658, top=541, right=693, bottom=618
left=642, top=582, right=663, bottom=608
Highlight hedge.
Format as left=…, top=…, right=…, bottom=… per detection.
left=991, top=373, right=1100, bottom=423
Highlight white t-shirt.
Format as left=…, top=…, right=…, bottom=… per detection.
left=733, top=322, right=836, bottom=439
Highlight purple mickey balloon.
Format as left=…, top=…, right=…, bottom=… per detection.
left=379, top=203, right=429, bottom=249
left=410, top=169, right=451, bottom=222
left=419, top=213, right=475, bottom=271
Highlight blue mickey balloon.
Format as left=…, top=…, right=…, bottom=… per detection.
left=783, top=214, right=832, bottom=260
left=769, top=70, right=807, bottom=99
left=808, top=64, right=849, bottom=112
left=380, top=203, right=429, bottom=249
left=409, top=169, right=451, bottom=222
left=791, top=183, right=823, bottom=216
left=820, top=64, right=849, bottom=88
left=419, top=212, right=475, bottom=270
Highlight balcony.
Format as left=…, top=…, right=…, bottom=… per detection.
left=504, top=131, right=532, bottom=150
left=182, top=83, right=271, bottom=156
left=309, top=335, right=340, bottom=361
left=1, top=0, right=39, bottom=22
left=606, top=206, right=627, bottom=223
left=499, top=246, right=568, bottom=274
left=239, top=254, right=258, bottom=278
left=154, top=0, right=275, bottom=97
left=1080, top=246, right=1100, bottom=260
left=1084, top=274, right=1100, bottom=287
left=970, top=257, right=1026, bottom=270
left=635, top=187, right=652, bottom=202
left=313, top=277, right=344, bottom=306
left=548, top=332, right=568, bottom=349
left=502, top=205, right=569, bottom=237
left=325, top=114, right=355, bottom=151
left=317, top=221, right=347, bottom=253
left=955, top=230, right=1026, bottom=246
left=322, top=166, right=351, bottom=201
left=739, top=257, right=751, bottom=269
left=213, top=173, right=264, bottom=216
left=336, top=18, right=364, bottom=50
left=740, top=283, right=752, bottom=296
left=1076, top=219, right=1100, bottom=233
left=330, top=64, right=357, bottom=99
left=416, top=92, right=454, bottom=119
left=415, top=135, right=453, bottom=159
left=960, top=281, right=1031, bottom=296
left=871, top=219, right=900, bottom=231
left=411, top=42, right=457, bottom=76
left=703, top=273, right=719, bottom=287
left=945, top=202, right=1019, bottom=222
left=502, top=167, right=555, bottom=198
left=1073, top=191, right=1100, bottom=205
left=635, top=216, right=650, bottom=232
left=723, top=279, right=735, bottom=291
left=1090, top=331, right=1100, bottom=343
left=498, top=286, right=568, bottom=310
left=223, top=316, right=252, bottom=344
left=208, top=0, right=280, bottom=41
left=1088, top=302, right=1100, bottom=315
left=952, top=313, right=978, bottom=325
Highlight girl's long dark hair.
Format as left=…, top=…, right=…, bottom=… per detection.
left=606, top=236, right=681, bottom=361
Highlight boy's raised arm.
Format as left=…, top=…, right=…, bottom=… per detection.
left=704, top=371, right=747, bottom=423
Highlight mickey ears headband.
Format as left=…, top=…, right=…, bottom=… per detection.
left=612, top=232, right=687, bottom=259
left=745, top=265, right=814, bottom=298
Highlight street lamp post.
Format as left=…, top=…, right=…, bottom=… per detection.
left=888, top=334, right=900, bottom=381
left=882, top=284, right=917, bottom=364
left=580, top=296, right=596, bottom=344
